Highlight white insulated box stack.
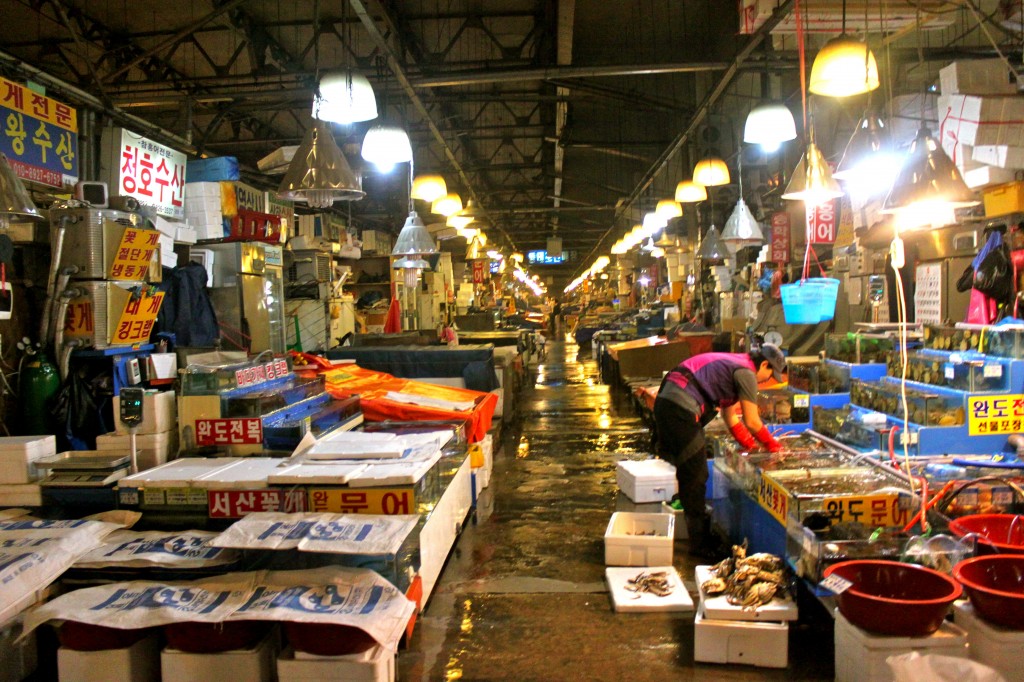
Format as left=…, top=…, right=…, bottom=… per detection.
left=954, top=601, right=1024, bottom=682
left=833, top=609, right=968, bottom=682
left=0, top=436, right=55, bottom=506
left=95, top=431, right=179, bottom=471
left=692, top=564, right=796, bottom=669
left=615, top=459, right=677, bottom=503
left=603, top=512, right=673, bottom=566
left=183, top=182, right=224, bottom=240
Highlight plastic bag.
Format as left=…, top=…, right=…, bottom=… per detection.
left=887, top=652, right=1006, bottom=682
left=974, top=245, right=1013, bottom=301
left=967, top=288, right=999, bottom=325
left=956, top=265, right=974, bottom=293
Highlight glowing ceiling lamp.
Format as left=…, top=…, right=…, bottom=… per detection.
left=655, top=199, right=683, bottom=220
left=278, top=121, right=365, bottom=207
left=465, top=235, right=486, bottom=260
left=743, top=102, right=797, bottom=153
left=833, top=112, right=899, bottom=196
left=721, top=199, right=764, bottom=249
left=693, top=158, right=730, bottom=187
left=392, top=211, right=438, bottom=260
left=809, top=36, right=879, bottom=98
left=881, top=127, right=979, bottom=222
left=675, top=180, right=708, bottom=203
left=641, top=212, right=668, bottom=237
left=361, top=123, right=413, bottom=173
left=411, top=174, right=447, bottom=202
left=781, top=140, right=843, bottom=207
left=431, top=193, right=463, bottom=217
left=314, top=69, right=378, bottom=124
left=697, top=224, right=728, bottom=262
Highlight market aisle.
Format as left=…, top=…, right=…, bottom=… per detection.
left=397, top=339, right=834, bottom=681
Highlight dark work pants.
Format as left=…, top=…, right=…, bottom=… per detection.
left=652, top=397, right=710, bottom=545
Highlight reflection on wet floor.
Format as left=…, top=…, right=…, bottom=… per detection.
left=397, top=339, right=834, bottom=681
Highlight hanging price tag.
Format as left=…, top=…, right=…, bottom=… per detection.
left=984, top=364, right=1003, bottom=378
left=819, top=574, right=854, bottom=595
left=793, top=394, right=810, bottom=408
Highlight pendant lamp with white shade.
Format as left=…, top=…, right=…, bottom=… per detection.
left=314, top=69, right=378, bottom=124
left=809, top=35, right=879, bottom=98
left=431, top=193, right=463, bottom=217
left=411, top=174, right=447, bottom=202
left=361, top=122, right=412, bottom=173
left=743, top=102, right=797, bottom=153
left=693, top=158, right=730, bottom=187
left=675, top=180, right=707, bottom=203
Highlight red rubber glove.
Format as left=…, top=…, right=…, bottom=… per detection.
left=729, top=422, right=758, bottom=450
left=755, top=425, right=783, bottom=453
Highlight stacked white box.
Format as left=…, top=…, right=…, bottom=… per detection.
left=939, top=94, right=1024, bottom=147
left=95, top=431, right=179, bottom=470
left=0, top=483, right=42, bottom=506
left=58, top=635, right=161, bottom=682
left=834, top=609, right=968, bottom=682
left=603, top=512, right=673, bottom=566
left=158, top=231, right=177, bottom=268
left=277, top=645, right=394, bottom=682
left=954, top=601, right=1024, bottom=682
left=605, top=566, right=694, bottom=613
left=963, top=165, right=1019, bottom=189
left=0, top=436, right=55, bottom=484
left=941, top=60, right=1017, bottom=97
left=161, top=631, right=278, bottom=682
left=973, top=144, right=1024, bottom=170
left=693, top=607, right=788, bottom=668
left=615, top=459, right=677, bottom=503
left=184, top=181, right=224, bottom=240
left=113, top=391, right=177, bottom=435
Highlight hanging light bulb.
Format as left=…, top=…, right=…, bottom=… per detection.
left=697, top=224, right=728, bottom=262
left=361, top=123, right=412, bottom=173
left=465, top=234, right=486, bottom=260
left=881, top=127, right=979, bottom=224
left=743, top=102, right=797, bottom=153
left=693, top=158, right=730, bottom=187
left=809, top=36, right=879, bottom=98
left=431, top=193, right=463, bottom=217
left=278, top=121, right=365, bottom=207
left=650, top=247, right=666, bottom=259
left=392, top=211, right=438, bottom=258
left=721, top=198, right=765, bottom=248
left=675, top=180, right=708, bottom=203
left=447, top=213, right=474, bottom=229
left=642, top=212, right=668, bottom=237
left=833, top=112, right=900, bottom=197
left=781, top=141, right=843, bottom=207
left=393, top=255, right=430, bottom=288
left=411, top=174, right=447, bottom=202
left=314, top=69, right=378, bottom=124
left=655, top=199, right=682, bottom=220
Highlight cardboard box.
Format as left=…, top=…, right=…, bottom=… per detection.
left=161, top=631, right=277, bottom=682
left=58, top=635, right=161, bottom=682
left=113, top=390, right=176, bottom=435
left=0, top=483, right=42, bottom=506
left=277, top=645, right=394, bottom=682
left=616, top=459, right=677, bottom=504
left=603, top=512, right=674, bottom=566
left=96, top=430, right=179, bottom=467
left=941, top=60, right=1017, bottom=96
left=694, top=606, right=788, bottom=668
left=0, top=436, right=55, bottom=484
left=834, top=609, right=968, bottom=682
left=954, top=601, right=1024, bottom=682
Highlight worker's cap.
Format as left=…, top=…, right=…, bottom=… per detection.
left=760, top=343, right=787, bottom=382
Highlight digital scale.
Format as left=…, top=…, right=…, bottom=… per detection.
left=36, top=451, right=131, bottom=487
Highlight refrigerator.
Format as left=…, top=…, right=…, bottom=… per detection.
left=206, top=242, right=286, bottom=354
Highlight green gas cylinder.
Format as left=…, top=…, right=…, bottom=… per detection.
left=20, top=352, right=60, bottom=435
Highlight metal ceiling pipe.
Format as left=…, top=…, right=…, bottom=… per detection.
left=415, top=62, right=733, bottom=87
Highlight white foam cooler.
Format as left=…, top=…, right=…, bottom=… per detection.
left=277, top=645, right=394, bottom=682
left=615, top=459, right=677, bottom=503
left=161, top=630, right=278, bottom=682
left=0, top=435, right=55, bottom=484
left=834, top=609, right=969, bottom=682
left=58, top=635, right=161, bottom=682
left=954, top=601, right=1024, bottom=682
left=693, top=605, right=789, bottom=668
left=603, top=512, right=673, bottom=566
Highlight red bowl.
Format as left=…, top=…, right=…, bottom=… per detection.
left=949, top=514, right=1024, bottom=554
left=59, top=622, right=155, bottom=651
left=953, top=555, right=1024, bottom=630
left=823, top=560, right=962, bottom=636
left=163, top=621, right=272, bottom=653
left=284, top=622, right=377, bottom=657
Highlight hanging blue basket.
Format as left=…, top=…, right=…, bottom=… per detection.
left=780, top=281, right=823, bottom=324
left=807, top=277, right=840, bottom=322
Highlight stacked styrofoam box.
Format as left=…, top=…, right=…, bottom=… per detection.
left=834, top=609, right=968, bottom=682
left=162, top=631, right=277, bottom=682
left=615, top=459, right=677, bottom=503
left=58, top=634, right=161, bottom=682
left=112, top=391, right=177, bottom=435
left=938, top=95, right=1024, bottom=148
left=0, top=435, right=55, bottom=484
left=276, top=645, right=394, bottom=682
left=184, top=182, right=224, bottom=240
left=603, top=512, right=673, bottom=566
left=954, top=601, right=1024, bottom=682
left=940, top=60, right=1017, bottom=98
left=95, top=430, right=179, bottom=471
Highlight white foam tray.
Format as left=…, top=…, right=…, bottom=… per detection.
left=191, top=458, right=290, bottom=489
left=119, top=458, right=245, bottom=488
left=695, top=564, right=798, bottom=622
left=266, top=462, right=368, bottom=485
left=605, top=566, right=694, bottom=613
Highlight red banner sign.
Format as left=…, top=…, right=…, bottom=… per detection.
left=234, top=359, right=290, bottom=389
left=208, top=489, right=308, bottom=519
left=472, top=260, right=486, bottom=284
left=770, top=212, right=791, bottom=263
left=195, top=418, right=263, bottom=446
left=807, top=200, right=837, bottom=244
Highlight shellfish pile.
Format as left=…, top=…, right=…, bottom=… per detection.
left=699, top=541, right=789, bottom=612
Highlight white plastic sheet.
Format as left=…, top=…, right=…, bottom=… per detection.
left=23, top=566, right=415, bottom=651
left=74, top=530, right=240, bottom=569
left=888, top=652, right=1007, bottom=682
left=209, top=513, right=419, bottom=555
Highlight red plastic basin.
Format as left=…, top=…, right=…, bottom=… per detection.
left=284, top=622, right=377, bottom=657
left=163, top=621, right=272, bottom=653
left=823, top=560, right=962, bottom=636
left=953, top=555, right=1024, bottom=630
left=59, top=622, right=155, bottom=651
left=949, top=514, right=1024, bottom=554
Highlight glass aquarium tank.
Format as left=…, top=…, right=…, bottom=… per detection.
left=757, top=389, right=809, bottom=424
left=887, top=350, right=1010, bottom=393
left=813, top=407, right=847, bottom=438
left=825, top=333, right=894, bottom=364
left=850, top=379, right=965, bottom=426
left=983, top=326, right=1024, bottom=358
left=788, top=363, right=819, bottom=393
left=924, top=325, right=982, bottom=352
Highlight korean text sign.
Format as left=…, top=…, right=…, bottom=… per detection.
left=105, top=127, right=186, bottom=218
left=968, top=395, right=1024, bottom=435
left=0, top=77, right=78, bottom=188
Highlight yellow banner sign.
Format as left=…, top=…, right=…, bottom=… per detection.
left=758, top=474, right=790, bottom=524
left=968, top=394, right=1024, bottom=436
left=0, top=77, right=77, bottom=132
left=110, top=227, right=161, bottom=280
left=113, top=289, right=164, bottom=345
left=821, top=494, right=908, bottom=528
left=63, top=300, right=94, bottom=339
left=308, top=488, right=415, bottom=515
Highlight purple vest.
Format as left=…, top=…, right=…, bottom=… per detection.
left=664, top=352, right=756, bottom=410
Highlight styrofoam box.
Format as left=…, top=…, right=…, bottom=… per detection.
left=694, top=605, right=788, bottom=668
left=616, top=459, right=678, bottom=503
left=175, top=226, right=198, bottom=244
left=278, top=645, right=394, bottom=682
left=605, top=566, right=694, bottom=613
left=0, top=483, right=42, bottom=507
left=113, top=391, right=177, bottom=435
left=954, top=601, right=1024, bottom=682
left=184, top=181, right=222, bottom=198
left=834, top=609, right=968, bottom=682
left=161, top=630, right=277, bottom=682
left=615, top=492, right=663, bottom=514
left=941, top=60, right=1017, bottom=97
left=97, top=430, right=178, bottom=462
left=963, top=164, right=1019, bottom=189
left=939, top=94, right=1024, bottom=147
left=695, top=565, right=797, bottom=622
left=974, top=144, right=1024, bottom=170
left=0, top=617, right=37, bottom=682
left=604, top=512, right=673, bottom=566
left=0, top=435, right=55, bottom=484
left=59, top=635, right=161, bottom=682
left=659, top=502, right=690, bottom=539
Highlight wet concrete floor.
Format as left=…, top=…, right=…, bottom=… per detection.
left=397, top=339, right=835, bottom=681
